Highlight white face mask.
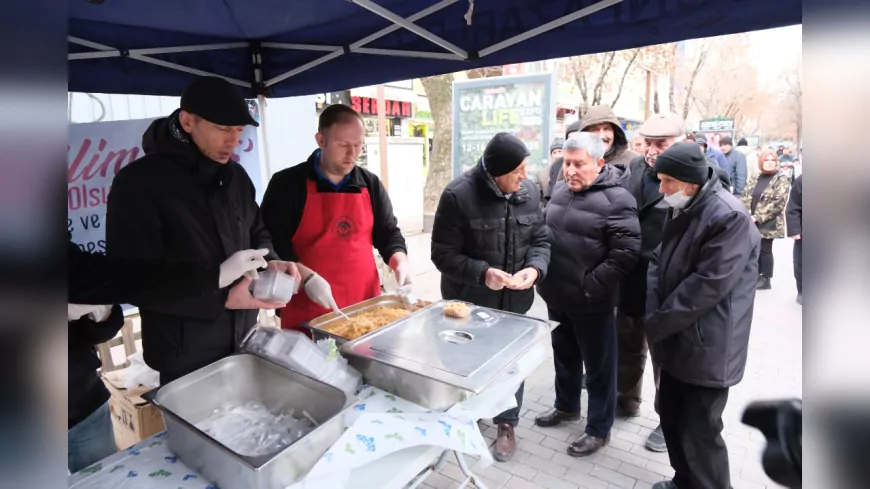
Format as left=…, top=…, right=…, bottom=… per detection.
left=664, top=184, right=692, bottom=209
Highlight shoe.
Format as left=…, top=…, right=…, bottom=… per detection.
left=616, top=402, right=641, bottom=418
left=652, top=481, right=678, bottom=489
left=756, top=276, right=772, bottom=290
left=567, top=433, right=609, bottom=457
left=645, top=424, right=667, bottom=452
left=796, top=293, right=803, bottom=305
left=534, top=408, right=581, bottom=427
left=493, top=424, right=517, bottom=462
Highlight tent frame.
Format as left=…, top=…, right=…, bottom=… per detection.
left=68, top=0, right=623, bottom=93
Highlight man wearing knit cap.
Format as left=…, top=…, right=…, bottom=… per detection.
left=720, top=135, right=748, bottom=195
left=615, top=112, right=685, bottom=452
left=645, top=141, right=760, bottom=489
left=694, top=132, right=730, bottom=172
left=432, top=132, right=550, bottom=462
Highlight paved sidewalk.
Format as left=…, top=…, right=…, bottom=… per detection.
left=404, top=233, right=802, bottom=489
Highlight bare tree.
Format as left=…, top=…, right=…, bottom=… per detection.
left=610, top=49, right=642, bottom=108
left=682, top=42, right=710, bottom=120
left=419, top=74, right=455, bottom=213
left=782, top=60, right=802, bottom=144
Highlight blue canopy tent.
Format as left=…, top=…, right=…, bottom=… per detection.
left=69, top=0, right=802, bottom=98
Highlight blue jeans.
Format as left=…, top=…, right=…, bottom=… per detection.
left=68, top=401, right=116, bottom=473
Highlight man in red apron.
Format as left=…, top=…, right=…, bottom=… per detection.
left=261, top=104, right=410, bottom=333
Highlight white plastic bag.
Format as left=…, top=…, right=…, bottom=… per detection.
left=315, top=339, right=362, bottom=397
left=122, top=352, right=159, bottom=390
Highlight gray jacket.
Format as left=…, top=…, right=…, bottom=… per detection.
left=724, top=148, right=748, bottom=195
left=645, top=170, right=760, bottom=388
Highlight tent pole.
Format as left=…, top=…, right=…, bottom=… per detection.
left=351, top=0, right=468, bottom=58
left=377, top=84, right=389, bottom=192
left=353, top=47, right=463, bottom=60
left=258, top=95, right=273, bottom=181
left=478, top=0, right=623, bottom=57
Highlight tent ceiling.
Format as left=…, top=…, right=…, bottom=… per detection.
left=68, top=0, right=802, bottom=98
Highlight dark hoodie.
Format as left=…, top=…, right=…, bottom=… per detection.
left=539, top=163, right=641, bottom=314
left=105, top=109, right=276, bottom=383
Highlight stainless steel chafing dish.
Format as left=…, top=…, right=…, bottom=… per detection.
left=340, top=300, right=551, bottom=411
left=300, top=294, right=430, bottom=345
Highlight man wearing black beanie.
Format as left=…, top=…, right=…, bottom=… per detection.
left=432, top=132, right=550, bottom=463
left=645, top=141, right=761, bottom=489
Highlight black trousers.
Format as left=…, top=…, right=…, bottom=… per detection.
left=549, top=308, right=617, bottom=439
left=794, top=239, right=803, bottom=294
left=759, top=238, right=774, bottom=278
left=616, top=311, right=648, bottom=412
left=659, top=370, right=731, bottom=489
left=493, top=383, right=524, bottom=428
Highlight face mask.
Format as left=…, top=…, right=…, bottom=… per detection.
left=664, top=185, right=691, bottom=209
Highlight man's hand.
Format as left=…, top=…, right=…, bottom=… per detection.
left=752, top=216, right=758, bottom=223
left=267, top=260, right=302, bottom=289
left=303, top=273, right=339, bottom=311
left=225, top=277, right=286, bottom=310
left=790, top=234, right=801, bottom=240
left=68, top=304, right=113, bottom=322
left=389, top=252, right=412, bottom=287
left=507, top=268, right=539, bottom=291
left=219, top=249, right=269, bottom=288
left=484, top=268, right=512, bottom=291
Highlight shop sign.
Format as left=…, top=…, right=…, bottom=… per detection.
left=351, top=96, right=413, bottom=118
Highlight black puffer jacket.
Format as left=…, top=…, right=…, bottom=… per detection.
left=431, top=162, right=550, bottom=314
left=106, top=110, right=277, bottom=383
left=538, top=164, right=641, bottom=314
left=646, top=174, right=761, bottom=388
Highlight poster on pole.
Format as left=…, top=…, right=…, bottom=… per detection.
left=67, top=117, right=262, bottom=254
left=452, top=74, right=556, bottom=178
left=698, top=118, right=736, bottom=152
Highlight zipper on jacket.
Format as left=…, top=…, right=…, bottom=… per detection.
left=502, top=199, right=512, bottom=308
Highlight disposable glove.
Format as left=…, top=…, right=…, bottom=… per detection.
left=68, top=304, right=113, bottom=322
left=392, top=260, right=413, bottom=287
left=219, top=249, right=269, bottom=288
left=303, top=273, right=339, bottom=311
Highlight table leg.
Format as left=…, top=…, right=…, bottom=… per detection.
left=404, top=449, right=451, bottom=489
left=454, top=450, right=487, bottom=489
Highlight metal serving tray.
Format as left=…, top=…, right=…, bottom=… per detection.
left=300, top=294, right=428, bottom=345
left=340, top=300, right=551, bottom=411
left=144, top=354, right=351, bottom=489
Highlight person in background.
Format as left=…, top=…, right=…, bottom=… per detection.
left=536, top=139, right=563, bottom=203
left=576, top=104, right=640, bottom=167
left=545, top=120, right=583, bottom=204
left=646, top=142, right=760, bottom=489
left=720, top=136, right=748, bottom=196
left=786, top=174, right=803, bottom=305
left=262, top=104, right=410, bottom=334
left=431, top=132, right=550, bottom=462
left=735, top=138, right=760, bottom=181
left=780, top=147, right=795, bottom=163
left=68, top=241, right=269, bottom=473
left=535, top=134, right=640, bottom=457
left=741, top=149, right=792, bottom=291
left=106, top=76, right=301, bottom=385
left=616, top=112, right=685, bottom=452
left=694, top=132, right=730, bottom=172
left=777, top=145, right=785, bottom=158
left=631, top=134, right=647, bottom=154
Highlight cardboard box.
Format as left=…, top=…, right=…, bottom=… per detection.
left=101, top=369, right=165, bottom=450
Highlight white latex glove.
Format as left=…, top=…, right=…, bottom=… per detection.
left=68, top=304, right=113, bottom=322
left=392, top=260, right=413, bottom=287
left=304, top=273, right=338, bottom=310
left=219, top=249, right=269, bottom=288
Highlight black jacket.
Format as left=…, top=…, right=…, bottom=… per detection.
left=646, top=173, right=761, bottom=388
left=68, top=240, right=222, bottom=428
left=786, top=174, right=802, bottom=236
left=538, top=164, right=641, bottom=314
left=261, top=150, right=406, bottom=263
left=431, top=162, right=550, bottom=314
left=106, top=110, right=276, bottom=380
left=618, top=156, right=669, bottom=318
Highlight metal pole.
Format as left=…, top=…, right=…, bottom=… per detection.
left=377, top=84, right=389, bottom=192
left=644, top=69, right=651, bottom=119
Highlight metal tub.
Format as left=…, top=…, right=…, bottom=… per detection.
left=300, top=294, right=428, bottom=345
left=341, top=300, right=551, bottom=411
left=144, top=354, right=350, bottom=489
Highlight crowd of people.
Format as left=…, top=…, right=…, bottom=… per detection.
left=67, top=76, right=804, bottom=488
left=432, top=105, right=803, bottom=489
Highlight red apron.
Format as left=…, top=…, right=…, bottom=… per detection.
left=281, top=179, right=382, bottom=334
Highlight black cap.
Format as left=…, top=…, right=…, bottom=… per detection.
left=720, top=135, right=733, bottom=146
left=737, top=138, right=748, bottom=146
left=180, top=76, right=259, bottom=127
left=565, top=120, right=582, bottom=138
left=654, top=141, right=709, bottom=185
left=550, top=139, right=564, bottom=153
left=695, top=132, right=708, bottom=147
left=483, top=133, right=530, bottom=177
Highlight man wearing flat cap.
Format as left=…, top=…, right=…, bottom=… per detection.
left=107, top=76, right=302, bottom=385
left=615, top=112, right=685, bottom=452
left=645, top=141, right=760, bottom=489
left=431, top=132, right=551, bottom=462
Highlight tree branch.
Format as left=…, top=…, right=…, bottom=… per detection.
left=610, top=48, right=641, bottom=108
left=682, top=44, right=710, bottom=120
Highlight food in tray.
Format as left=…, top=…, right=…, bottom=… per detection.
left=322, top=306, right=410, bottom=340
left=443, top=301, right=471, bottom=319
